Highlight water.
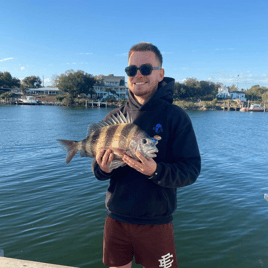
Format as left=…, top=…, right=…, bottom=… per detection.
left=1, top=105, right=268, bottom=268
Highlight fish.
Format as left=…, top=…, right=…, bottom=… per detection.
left=57, top=111, right=161, bottom=170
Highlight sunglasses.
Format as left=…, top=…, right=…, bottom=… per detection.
left=125, top=64, right=162, bottom=77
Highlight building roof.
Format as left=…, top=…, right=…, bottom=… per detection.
left=102, top=75, right=125, bottom=82
left=28, top=87, right=60, bottom=92
left=230, top=91, right=245, bottom=94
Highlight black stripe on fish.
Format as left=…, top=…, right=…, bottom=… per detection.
left=121, top=123, right=136, bottom=139
left=105, top=124, right=119, bottom=148
left=80, top=139, right=89, bottom=157
left=89, top=128, right=102, bottom=157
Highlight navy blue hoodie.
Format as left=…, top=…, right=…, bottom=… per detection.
left=92, top=77, right=201, bottom=225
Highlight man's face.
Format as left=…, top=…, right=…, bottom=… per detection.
left=127, top=51, right=164, bottom=104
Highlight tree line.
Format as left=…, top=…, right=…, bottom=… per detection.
left=0, top=71, right=42, bottom=90
left=174, top=78, right=220, bottom=100
left=1, top=70, right=268, bottom=102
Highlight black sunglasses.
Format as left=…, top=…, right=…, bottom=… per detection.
left=125, top=64, right=162, bottom=77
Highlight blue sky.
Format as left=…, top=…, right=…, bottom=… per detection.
left=1, top=0, right=268, bottom=89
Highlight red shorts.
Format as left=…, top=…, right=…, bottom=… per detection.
left=103, top=215, right=178, bottom=268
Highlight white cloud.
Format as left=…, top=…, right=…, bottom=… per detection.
left=175, top=78, right=187, bottom=83
left=43, top=78, right=53, bottom=87
left=20, top=67, right=25, bottom=70
left=0, top=57, right=14, bottom=62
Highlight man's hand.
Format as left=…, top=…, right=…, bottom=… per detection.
left=96, top=148, right=114, bottom=173
left=122, top=151, right=157, bottom=176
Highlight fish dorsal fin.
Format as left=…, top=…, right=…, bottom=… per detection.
left=87, top=122, right=108, bottom=136
left=87, top=111, right=133, bottom=137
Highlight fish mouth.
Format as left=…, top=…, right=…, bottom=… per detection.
left=146, top=149, right=158, bottom=158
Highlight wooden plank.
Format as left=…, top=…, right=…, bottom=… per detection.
left=0, top=257, right=77, bottom=268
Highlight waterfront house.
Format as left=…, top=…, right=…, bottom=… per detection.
left=25, top=87, right=63, bottom=95
left=217, top=86, right=230, bottom=99
left=93, top=74, right=128, bottom=100
left=217, top=86, right=247, bottom=101
left=229, top=91, right=247, bottom=101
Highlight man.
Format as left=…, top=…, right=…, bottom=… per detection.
left=92, top=42, right=201, bottom=268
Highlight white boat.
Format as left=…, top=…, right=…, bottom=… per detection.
left=240, top=107, right=248, bottom=112
left=18, top=96, right=40, bottom=105
left=248, top=104, right=264, bottom=112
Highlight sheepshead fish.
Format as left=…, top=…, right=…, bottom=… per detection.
left=57, top=111, right=161, bottom=170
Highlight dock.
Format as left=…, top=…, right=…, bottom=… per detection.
left=0, top=257, right=77, bottom=268
left=86, top=100, right=107, bottom=108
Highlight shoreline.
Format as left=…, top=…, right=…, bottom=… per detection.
left=1, top=102, right=265, bottom=112
left=0, top=96, right=267, bottom=112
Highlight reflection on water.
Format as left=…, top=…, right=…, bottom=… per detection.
left=1, top=106, right=268, bottom=268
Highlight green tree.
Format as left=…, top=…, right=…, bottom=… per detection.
left=174, top=82, right=187, bottom=99
left=57, top=70, right=96, bottom=98
left=229, top=84, right=238, bottom=92
left=88, top=88, right=96, bottom=99
left=51, top=74, right=60, bottom=87
left=21, top=76, right=42, bottom=89
left=184, top=78, right=199, bottom=88
left=93, top=74, right=104, bottom=83
left=174, top=78, right=220, bottom=100
left=262, top=91, right=268, bottom=103
left=0, top=72, right=21, bottom=88
left=0, top=91, right=16, bottom=102
left=245, top=85, right=267, bottom=101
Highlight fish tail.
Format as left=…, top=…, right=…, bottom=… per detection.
left=57, top=139, right=79, bottom=164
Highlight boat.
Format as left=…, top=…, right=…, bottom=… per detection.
left=240, top=107, right=248, bottom=112
left=17, top=96, right=40, bottom=105
left=239, top=100, right=249, bottom=112
left=248, top=104, right=264, bottom=112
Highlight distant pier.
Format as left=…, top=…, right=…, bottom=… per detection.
left=86, top=100, right=108, bottom=108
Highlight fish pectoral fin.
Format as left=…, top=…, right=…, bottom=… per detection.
left=109, top=160, right=126, bottom=170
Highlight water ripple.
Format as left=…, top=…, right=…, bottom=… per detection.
left=1, top=107, right=268, bottom=267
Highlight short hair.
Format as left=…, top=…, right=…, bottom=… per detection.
left=128, top=42, right=163, bottom=67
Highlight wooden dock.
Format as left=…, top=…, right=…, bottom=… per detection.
left=0, top=257, right=77, bottom=268
left=86, top=100, right=107, bottom=108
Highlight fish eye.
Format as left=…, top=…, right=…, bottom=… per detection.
left=142, top=139, right=147, bottom=144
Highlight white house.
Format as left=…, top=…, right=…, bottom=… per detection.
left=26, top=87, right=62, bottom=95
left=93, top=75, right=128, bottom=100
left=229, top=91, right=247, bottom=101
left=217, top=86, right=246, bottom=101
left=217, top=86, right=230, bottom=99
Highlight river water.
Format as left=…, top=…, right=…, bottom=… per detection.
left=0, top=105, right=268, bottom=268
